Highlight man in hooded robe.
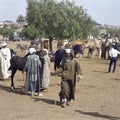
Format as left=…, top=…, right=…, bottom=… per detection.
left=59, top=48, right=82, bottom=107
left=0, top=42, right=11, bottom=80
left=23, top=48, right=43, bottom=96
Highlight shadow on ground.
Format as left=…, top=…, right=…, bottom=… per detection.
left=33, top=97, right=60, bottom=106
left=75, top=110, right=120, bottom=120
left=0, top=84, right=28, bottom=96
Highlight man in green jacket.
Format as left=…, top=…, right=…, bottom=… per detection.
left=59, top=48, right=82, bottom=107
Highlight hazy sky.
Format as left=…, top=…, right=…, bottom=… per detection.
left=0, top=0, right=120, bottom=26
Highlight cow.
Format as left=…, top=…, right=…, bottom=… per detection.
left=16, top=44, right=28, bottom=52
left=70, top=40, right=85, bottom=46
left=72, top=44, right=83, bottom=58
left=54, top=41, right=84, bottom=71
left=57, top=39, right=69, bottom=49
left=84, top=39, right=102, bottom=58
left=54, top=48, right=66, bottom=71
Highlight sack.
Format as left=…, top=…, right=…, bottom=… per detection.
left=62, top=71, right=71, bottom=80
left=56, top=68, right=63, bottom=77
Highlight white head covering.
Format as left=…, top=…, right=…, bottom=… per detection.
left=42, top=48, right=48, bottom=54
left=1, top=42, right=7, bottom=47
left=29, top=48, right=36, bottom=54
left=65, top=49, right=71, bottom=54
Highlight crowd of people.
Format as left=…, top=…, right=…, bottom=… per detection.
left=1, top=40, right=120, bottom=107
left=23, top=47, right=51, bottom=96
left=0, top=41, right=83, bottom=108
left=0, top=42, right=51, bottom=96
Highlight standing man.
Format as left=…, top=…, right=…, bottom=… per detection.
left=41, top=48, right=51, bottom=92
left=23, top=48, right=43, bottom=96
left=0, top=42, right=11, bottom=80
left=59, top=48, right=82, bottom=107
left=108, top=45, right=120, bottom=73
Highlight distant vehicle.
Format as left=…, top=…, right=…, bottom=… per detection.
left=9, top=32, right=20, bottom=42
left=9, top=35, right=14, bottom=41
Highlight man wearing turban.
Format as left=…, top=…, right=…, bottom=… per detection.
left=0, top=42, right=11, bottom=79
left=59, top=48, right=82, bottom=107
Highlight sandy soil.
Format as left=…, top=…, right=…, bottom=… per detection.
left=0, top=41, right=120, bottom=120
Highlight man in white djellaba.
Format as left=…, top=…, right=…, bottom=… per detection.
left=0, top=42, right=11, bottom=80
left=41, top=48, right=51, bottom=91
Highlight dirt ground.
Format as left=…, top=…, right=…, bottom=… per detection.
left=0, top=41, right=120, bottom=120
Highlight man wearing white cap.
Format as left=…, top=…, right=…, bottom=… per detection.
left=59, top=48, right=82, bottom=107
left=0, top=42, right=11, bottom=79
left=40, top=48, right=50, bottom=92
left=23, top=47, right=43, bottom=96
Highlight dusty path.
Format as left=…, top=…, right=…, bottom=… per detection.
left=0, top=41, right=120, bottom=120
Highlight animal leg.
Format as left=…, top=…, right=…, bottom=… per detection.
left=11, top=69, right=17, bottom=89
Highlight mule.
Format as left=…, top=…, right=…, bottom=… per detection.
left=9, top=50, right=45, bottom=89
left=9, top=56, right=27, bottom=89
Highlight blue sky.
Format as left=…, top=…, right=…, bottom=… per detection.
left=0, top=0, right=120, bottom=26
left=75, top=0, right=120, bottom=26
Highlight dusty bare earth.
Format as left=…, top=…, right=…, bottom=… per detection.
left=0, top=41, right=120, bottom=120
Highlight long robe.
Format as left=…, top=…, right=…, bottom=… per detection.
left=59, top=58, right=82, bottom=101
left=24, top=54, right=42, bottom=92
left=0, top=47, right=11, bottom=79
left=42, top=54, right=50, bottom=89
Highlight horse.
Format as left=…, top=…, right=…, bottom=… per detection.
left=9, top=50, right=45, bottom=89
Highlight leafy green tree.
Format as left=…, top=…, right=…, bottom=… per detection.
left=0, top=27, right=14, bottom=42
left=21, top=25, right=39, bottom=40
left=106, top=28, right=120, bottom=39
left=16, top=15, right=26, bottom=25
left=24, top=0, right=95, bottom=51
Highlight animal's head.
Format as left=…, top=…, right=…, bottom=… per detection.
left=10, top=49, right=16, bottom=57
left=64, top=43, right=71, bottom=49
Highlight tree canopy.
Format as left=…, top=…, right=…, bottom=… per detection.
left=22, top=0, right=96, bottom=40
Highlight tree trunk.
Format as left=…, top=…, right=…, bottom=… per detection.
left=49, top=37, right=53, bottom=52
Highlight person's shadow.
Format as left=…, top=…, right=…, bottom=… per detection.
left=33, top=97, right=60, bottom=106
left=0, top=84, right=29, bottom=96
left=0, top=83, right=61, bottom=106
left=75, top=110, right=120, bottom=120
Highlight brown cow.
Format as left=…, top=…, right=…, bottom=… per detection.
left=70, top=40, right=85, bottom=46
left=84, top=39, right=102, bottom=58
left=16, top=44, right=28, bottom=52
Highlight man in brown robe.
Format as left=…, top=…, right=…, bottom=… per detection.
left=59, top=48, right=82, bottom=107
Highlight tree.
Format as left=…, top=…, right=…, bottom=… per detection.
left=21, top=25, right=39, bottom=40
left=106, top=28, right=120, bottom=39
left=16, top=15, right=26, bottom=26
left=24, top=0, right=95, bottom=51
left=0, top=27, right=15, bottom=42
